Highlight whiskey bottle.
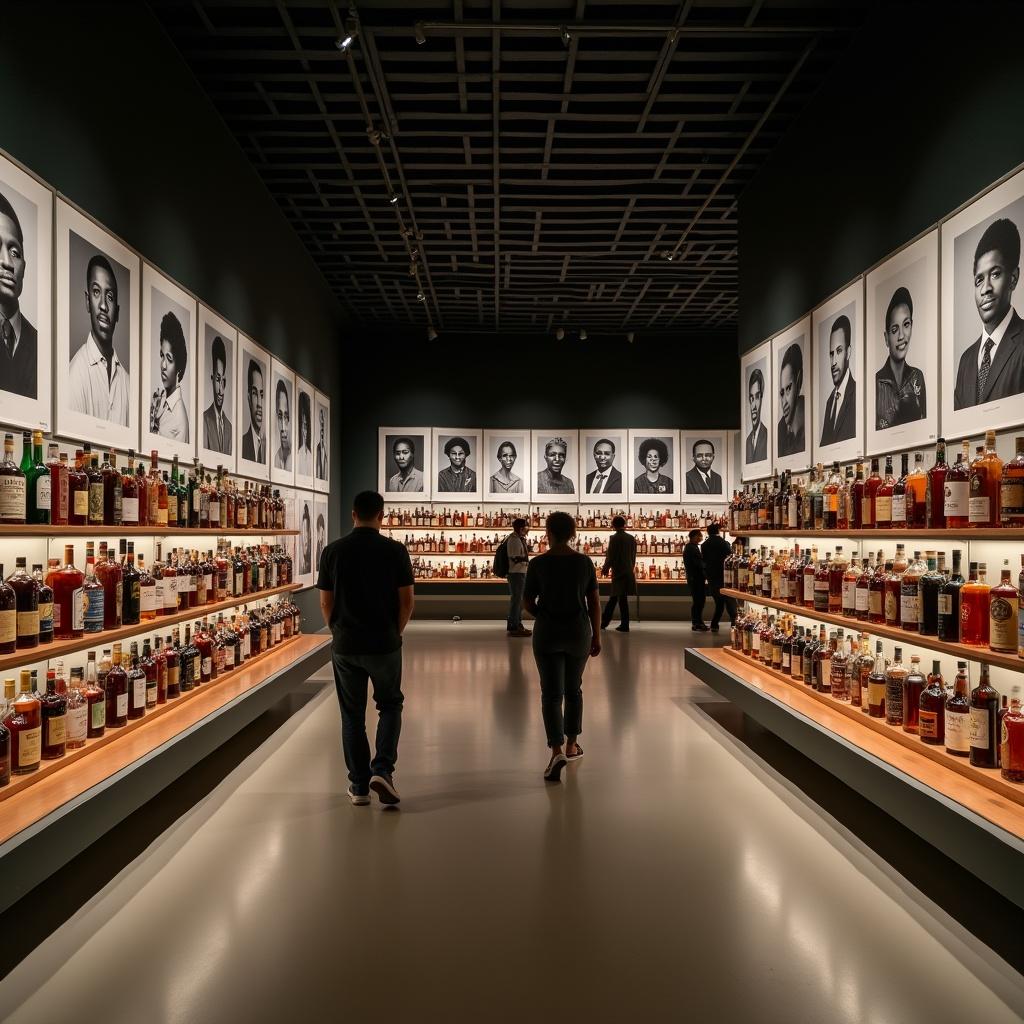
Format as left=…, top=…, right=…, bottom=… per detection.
left=0, top=433, right=26, bottom=524
left=989, top=560, right=1019, bottom=654
left=1000, top=436, right=1024, bottom=526
left=875, top=456, right=896, bottom=529
left=101, top=450, right=122, bottom=526
left=141, top=639, right=158, bottom=708
left=7, top=558, right=39, bottom=650
left=919, top=660, right=945, bottom=745
left=867, top=641, right=887, bottom=719
left=891, top=452, right=910, bottom=527
left=48, top=444, right=68, bottom=526
left=84, top=652, right=105, bottom=739
left=1001, top=693, right=1024, bottom=782
left=86, top=449, right=104, bottom=525
left=127, top=641, right=146, bottom=720
left=95, top=541, right=123, bottom=631
left=40, top=669, right=67, bottom=760
left=969, top=663, right=1000, bottom=769
left=960, top=562, right=990, bottom=647
left=68, top=448, right=88, bottom=526
left=165, top=634, right=181, bottom=699
left=167, top=456, right=180, bottom=528
left=121, top=450, right=140, bottom=526
left=937, top=549, right=965, bottom=642
left=918, top=551, right=944, bottom=637
left=0, top=704, right=7, bottom=787
left=120, top=541, right=141, bottom=626
left=153, top=637, right=168, bottom=703
left=82, top=543, right=105, bottom=635
left=65, top=665, right=88, bottom=751
left=105, top=642, right=129, bottom=729
left=829, top=630, right=850, bottom=702
left=883, top=545, right=907, bottom=628
left=902, top=655, right=926, bottom=734
left=926, top=438, right=948, bottom=528
left=3, top=674, right=41, bottom=774
left=899, top=550, right=927, bottom=633
left=943, top=440, right=971, bottom=529
left=25, top=430, right=49, bottom=524
left=968, top=429, right=1002, bottom=528
left=885, top=646, right=907, bottom=727
left=906, top=452, right=927, bottom=528
left=853, top=633, right=873, bottom=710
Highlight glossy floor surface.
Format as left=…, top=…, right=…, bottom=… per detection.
left=2, top=623, right=1023, bottom=1023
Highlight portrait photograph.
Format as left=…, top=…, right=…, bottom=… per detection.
left=740, top=340, right=772, bottom=481
left=482, top=429, right=531, bottom=504
left=627, top=430, right=681, bottom=504
left=294, top=374, right=314, bottom=490
left=55, top=198, right=140, bottom=451
left=235, top=333, right=270, bottom=480
left=865, top=229, right=939, bottom=455
left=531, top=430, right=579, bottom=503
left=280, top=487, right=297, bottom=573
left=942, top=165, right=1024, bottom=438
left=0, top=149, right=53, bottom=432
left=771, top=317, right=812, bottom=474
left=681, top=432, right=729, bottom=503
left=579, top=430, right=628, bottom=503
left=196, top=305, right=236, bottom=474
left=812, top=280, right=864, bottom=466
left=270, top=358, right=295, bottom=487
left=313, top=390, right=330, bottom=493
left=297, top=491, right=315, bottom=588
left=314, top=496, right=328, bottom=578
left=141, top=263, right=196, bottom=464
left=434, top=428, right=483, bottom=501
left=379, top=427, right=432, bottom=501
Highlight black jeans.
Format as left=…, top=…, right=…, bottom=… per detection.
left=690, top=583, right=707, bottom=625
left=331, top=648, right=404, bottom=788
left=533, top=628, right=590, bottom=747
left=507, top=572, right=526, bottom=630
left=708, top=584, right=737, bottom=628
left=601, top=594, right=630, bottom=629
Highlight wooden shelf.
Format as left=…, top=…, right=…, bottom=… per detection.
left=386, top=524, right=707, bottom=533
left=735, top=527, right=1024, bottom=540
left=0, top=583, right=301, bottom=673
left=413, top=577, right=685, bottom=586
left=407, top=549, right=685, bottom=558
left=723, top=588, right=1024, bottom=673
left=0, top=525, right=298, bottom=537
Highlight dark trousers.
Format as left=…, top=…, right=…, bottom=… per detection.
left=601, top=594, right=630, bottom=629
left=709, top=584, right=737, bottom=628
left=533, top=637, right=589, bottom=747
left=690, top=583, right=707, bottom=625
left=331, top=648, right=404, bottom=787
left=507, top=572, right=526, bottom=630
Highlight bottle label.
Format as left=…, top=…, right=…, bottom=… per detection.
left=168, top=665, right=180, bottom=689
left=875, top=495, right=892, bottom=522
left=968, top=495, right=990, bottom=523
left=919, top=710, right=940, bottom=739
left=990, top=596, right=1018, bottom=650
left=157, top=507, right=168, bottom=527
left=900, top=592, right=919, bottom=624
left=938, top=594, right=952, bottom=616
left=67, top=703, right=88, bottom=742
left=36, top=474, right=51, bottom=511
left=116, top=692, right=129, bottom=718
left=47, top=714, right=66, bottom=747
left=856, top=587, right=869, bottom=613
left=17, top=725, right=41, bottom=767
left=84, top=589, right=104, bottom=631
left=1000, top=479, right=1024, bottom=517
left=884, top=591, right=897, bottom=622
left=842, top=580, right=857, bottom=609
left=122, top=496, right=139, bottom=523
left=210, top=503, right=220, bottom=524
left=804, top=576, right=815, bottom=603
left=39, top=600, right=53, bottom=634
left=164, top=576, right=177, bottom=610
left=72, top=586, right=84, bottom=631
left=73, top=489, right=89, bottom=517
left=969, top=706, right=990, bottom=748
left=192, top=489, right=200, bottom=512
left=203, top=573, right=213, bottom=597
left=88, top=482, right=104, bottom=522
left=90, top=699, right=105, bottom=731
left=133, top=677, right=146, bottom=709
left=167, top=494, right=178, bottom=522
left=944, top=481, right=968, bottom=517
left=16, top=609, right=39, bottom=639
left=140, top=584, right=156, bottom=613
left=891, top=494, right=906, bottom=523
left=861, top=497, right=873, bottom=526
left=202, top=656, right=212, bottom=676
left=0, top=476, right=26, bottom=518
left=885, top=678, right=904, bottom=722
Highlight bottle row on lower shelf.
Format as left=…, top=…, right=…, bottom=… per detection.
left=395, top=532, right=696, bottom=557
left=410, top=556, right=687, bottom=583
left=385, top=506, right=728, bottom=532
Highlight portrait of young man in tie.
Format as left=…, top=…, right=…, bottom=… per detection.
left=585, top=437, right=622, bottom=495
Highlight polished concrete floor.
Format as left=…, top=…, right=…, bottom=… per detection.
left=2, top=622, right=1023, bottom=1023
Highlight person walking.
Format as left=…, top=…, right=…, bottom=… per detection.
left=702, top=523, right=736, bottom=633
left=600, top=514, right=637, bottom=632
left=523, top=511, right=601, bottom=782
left=683, top=528, right=709, bottom=631
left=505, top=518, right=531, bottom=636
left=317, top=490, right=414, bottom=808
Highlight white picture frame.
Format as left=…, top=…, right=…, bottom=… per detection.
left=771, top=316, right=812, bottom=474
left=314, top=495, right=328, bottom=579
left=626, top=430, right=681, bottom=504
left=236, top=332, right=271, bottom=480
left=482, top=429, right=531, bottom=503
left=313, top=389, right=330, bottom=493
left=531, top=430, right=580, bottom=502
left=294, top=374, right=315, bottom=490
left=379, top=427, right=432, bottom=501
left=681, top=431, right=729, bottom=504
left=196, top=305, right=236, bottom=474
left=270, top=358, right=295, bottom=486
left=433, top=428, right=483, bottom=501
left=740, top=340, right=772, bottom=481
left=578, top=429, right=628, bottom=503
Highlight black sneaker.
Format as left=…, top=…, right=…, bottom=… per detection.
left=370, top=773, right=401, bottom=806
left=348, top=785, right=370, bottom=806
left=692, top=623, right=710, bottom=631
left=615, top=625, right=629, bottom=632
left=544, top=753, right=568, bottom=782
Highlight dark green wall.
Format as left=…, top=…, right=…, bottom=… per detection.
left=738, top=1, right=1024, bottom=353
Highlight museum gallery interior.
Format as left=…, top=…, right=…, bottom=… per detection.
left=1, top=1, right=1024, bottom=1021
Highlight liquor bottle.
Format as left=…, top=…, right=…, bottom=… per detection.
left=195, top=621, right=214, bottom=683
left=156, top=541, right=178, bottom=617
left=867, top=641, right=886, bottom=719
left=841, top=550, right=861, bottom=618
left=1001, top=692, right=1024, bottom=782
left=178, top=626, right=196, bottom=692
left=84, top=652, right=105, bottom=739
left=165, top=635, right=181, bottom=699
left=938, top=549, right=965, bottom=642
left=161, top=471, right=172, bottom=527
left=153, top=637, right=168, bottom=703
left=814, top=626, right=832, bottom=693
left=868, top=556, right=888, bottom=625
left=943, top=440, right=971, bottom=529
left=86, top=449, right=104, bottom=525
left=101, top=450, right=122, bottom=526
left=875, top=456, right=896, bottom=529
left=902, top=655, right=926, bottom=734
left=121, top=450, right=140, bottom=526
left=141, top=639, right=158, bottom=709
left=926, top=438, right=948, bottom=528
left=82, top=542, right=105, bottom=635
left=885, top=646, right=907, bottom=727
left=40, top=669, right=68, bottom=760
left=989, top=560, right=1019, bottom=654
left=822, top=462, right=842, bottom=530
left=127, top=641, right=147, bottom=720
left=999, top=435, right=1024, bottom=526
left=853, top=633, right=872, bottom=709
left=135, top=552, right=156, bottom=622
left=1020, top=554, right=1024, bottom=659
left=25, top=430, right=49, bottom=524
left=861, top=458, right=881, bottom=529
left=960, top=562, right=990, bottom=647
left=969, top=664, right=1000, bottom=769
left=119, top=541, right=140, bottom=626
left=918, top=660, right=945, bottom=745
left=830, top=630, right=851, bottom=702
left=105, top=642, right=129, bottom=729
left=6, top=558, right=39, bottom=650
left=854, top=555, right=872, bottom=622
left=0, top=699, right=7, bottom=786
left=883, top=545, right=907, bottom=628
left=167, top=456, right=180, bottom=528
left=918, top=552, right=944, bottom=637
left=900, top=550, right=927, bottom=634
left=828, top=546, right=845, bottom=614
left=906, top=452, right=927, bottom=528
left=813, top=552, right=831, bottom=614
left=0, top=433, right=26, bottom=524
left=48, top=444, right=68, bottom=526
left=68, top=449, right=88, bottom=526
left=891, top=452, right=910, bottom=527
left=65, top=666, right=88, bottom=751
left=969, top=429, right=1003, bottom=528
left=95, top=540, right=123, bottom=630
left=2, top=674, right=41, bottom=774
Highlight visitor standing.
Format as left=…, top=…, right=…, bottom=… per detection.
left=683, top=529, right=709, bottom=631
left=701, top=523, right=736, bottom=633
left=600, top=515, right=637, bottom=632
left=506, top=518, right=531, bottom=636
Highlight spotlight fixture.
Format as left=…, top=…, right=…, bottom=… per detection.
left=555, top=327, right=565, bottom=341
left=416, top=290, right=426, bottom=302
left=427, top=326, right=438, bottom=341
left=388, top=192, right=400, bottom=205
left=560, top=25, right=571, bottom=47
left=661, top=250, right=675, bottom=262
left=627, top=331, right=635, bottom=344
left=579, top=328, right=588, bottom=341
left=336, top=34, right=354, bottom=51
left=414, top=22, right=427, bottom=45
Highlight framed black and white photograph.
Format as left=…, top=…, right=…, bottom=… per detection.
left=140, top=263, right=196, bottom=463
left=482, top=429, right=531, bottom=503
left=865, top=229, right=939, bottom=455
left=270, top=358, right=295, bottom=486
left=627, top=430, right=681, bottom=503
left=579, top=429, right=628, bottom=503
left=771, top=317, right=811, bottom=474
left=314, top=390, right=330, bottom=493
left=740, top=341, right=772, bottom=481
left=942, top=166, right=1024, bottom=438
left=55, top=198, right=140, bottom=450
left=314, top=495, right=328, bottom=578
left=235, top=333, right=270, bottom=480
left=379, top=427, right=432, bottom=501
left=196, top=305, right=236, bottom=474
left=0, top=149, right=53, bottom=431
left=280, top=486, right=297, bottom=577
left=297, top=490, right=315, bottom=588
left=531, top=430, right=579, bottom=502
left=812, top=279, right=864, bottom=466
left=294, top=374, right=314, bottom=490
left=681, top=432, right=729, bottom=504
left=434, top=428, right=483, bottom=501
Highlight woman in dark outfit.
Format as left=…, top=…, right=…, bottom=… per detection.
left=524, top=511, right=602, bottom=782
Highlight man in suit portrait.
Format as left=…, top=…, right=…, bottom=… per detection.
left=745, top=368, right=767, bottom=464
left=953, top=217, right=1024, bottom=410
left=241, top=357, right=266, bottom=463
left=586, top=438, right=622, bottom=494
left=685, top=439, right=723, bottom=495
left=203, top=334, right=232, bottom=454
left=316, top=407, right=328, bottom=480
left=819, top=314, right=857, bottom=446
left=777, top=342, right=806, bottom=458
left=273, top=378, right=291, bottom=471
left=0, top=190, right=36, bottom=400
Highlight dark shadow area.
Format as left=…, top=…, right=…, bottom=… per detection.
left=0, top=683, right=329, bottom=982
left=695, top=700, right=1024, bottom=975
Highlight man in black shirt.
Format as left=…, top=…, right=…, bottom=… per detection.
left=683, top=529, right=708, bottom=631
left=317, top=490, right=414, bottom=807
left=701, top=523, right=736, bottom=633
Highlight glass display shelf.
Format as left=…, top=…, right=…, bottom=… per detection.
left=0, top=525, right=298, bottom=537
left=736, top=528, right=1024, bottom=541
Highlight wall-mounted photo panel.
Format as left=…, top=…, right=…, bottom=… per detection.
left=942, top=166, right=1024, bottom=439
left=865, top=229, right=939, bottom=455
left=531, top=430, right=579, bottom=502
left=578, top=429, right=628, bottom=503
left=812, top=279, right=864, bottom=466
left=270, top=358, right=295, bottom=486
left=294, top=374, right=314, bottom=490
left=297, top=490, right=315, bottom=587
left=627, top=430, right=681, bottom=504
left=55, top=198, right=140, bottom=450
left=482, top=429, right=531, bottom=502
left=379, top=427, right=432, bottom=501
left=236, top=333, right=270, bottom=480
left=740, top=341, right=772, bottom=481
left=140, top=263, right=196, bottom=463
left=771, top=317, right=812, bottom=474
left=433, top=428, right=483, bottom=501
left=313, top=389, right=330, bottom=493
left=681, top=431, right=729, bottom=504
left=0, top=150, right=52, bottom=431
left=281, top=486, right=297, bottom=574
left=314, top=495, right=328, bottom=578
left=197, top=305, right=236, bottom=474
